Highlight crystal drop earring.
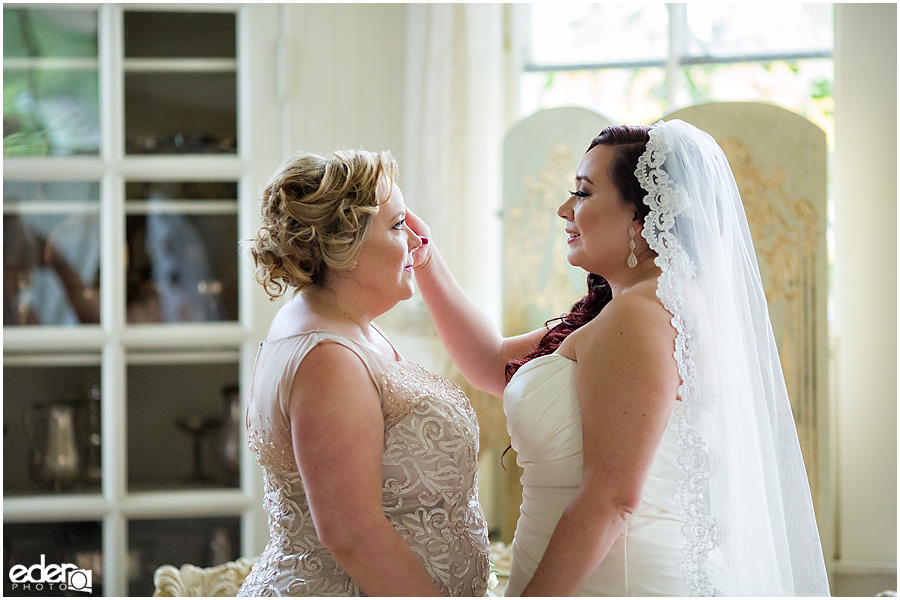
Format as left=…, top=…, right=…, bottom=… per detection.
left=627, top=226, right=638, bottom=268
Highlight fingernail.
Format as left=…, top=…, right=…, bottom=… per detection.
left=420, top=237, right=429, bottom=245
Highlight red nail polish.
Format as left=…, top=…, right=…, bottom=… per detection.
left=420, top=237, right=429, bottom=245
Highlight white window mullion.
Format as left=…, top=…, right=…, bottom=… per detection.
left=99, top=3, right=125, bottom=335
left=103, top=512, right=127, bottom=598
left=100, top=4, right=122, bottom=168
left=101, top=343, right=127, bottom=596
left=122, top=57, right=237, bottom=72
left=124, top=200, right=238, bottom=215
left=3, top=57, right=99, bottom=70
left=99, top=4, right=128, bottom=597
left=667, top=3, right=688, bottom=111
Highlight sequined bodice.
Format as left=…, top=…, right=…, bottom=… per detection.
left=238, top=330, right=490, bottom=597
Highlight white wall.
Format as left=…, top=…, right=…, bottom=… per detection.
left=284, top=4, right=406, bottom=158
left=833, top=2, right=897, bottom=594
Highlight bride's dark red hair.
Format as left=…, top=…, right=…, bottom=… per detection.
left=504, top=273, right=612, bottom=382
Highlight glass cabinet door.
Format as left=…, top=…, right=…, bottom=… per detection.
left=125, top=181, right=239, bottom=323
left=2, top=4, right=282, bottom=595
left=127, top=352, right=241, bottom=491
left=123, top=11, right=237, bottom=155
left=4, top=521, right=103, bottom=596
left=3, top=182, right=102, bottom=327
left=3, top=357, right=102, bottom=496
left=128, top=516, right=240, bottom=596
left=3, top=7, right=100, bottom=157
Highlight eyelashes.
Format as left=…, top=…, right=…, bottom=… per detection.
left=392, top=218, right=406, bottom=230
left=568, top=189, right=589, bottom=198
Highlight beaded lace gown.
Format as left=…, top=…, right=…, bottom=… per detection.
left=238, top=330, right=490, bottom=596
left=502, top=354, right=732, bottom=597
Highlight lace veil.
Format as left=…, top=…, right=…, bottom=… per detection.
left=636, top=119, right=830, bottom=596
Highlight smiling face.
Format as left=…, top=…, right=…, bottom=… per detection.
left=557, top=144, right=640, bottom=278
left=350, top=180, right=422, bottom=308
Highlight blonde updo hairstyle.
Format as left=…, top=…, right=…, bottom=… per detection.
left=251, top=149, right=397, bottom=298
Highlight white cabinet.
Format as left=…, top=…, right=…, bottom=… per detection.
left=3, top=4, right=281, bottom=595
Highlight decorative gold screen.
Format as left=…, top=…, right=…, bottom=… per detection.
left=666, top=103, right=828, bottom=515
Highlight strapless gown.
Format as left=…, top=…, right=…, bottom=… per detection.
left=503, top=354, right=730, bottom=596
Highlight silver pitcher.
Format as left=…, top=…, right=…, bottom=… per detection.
left=25, top=401, right=81, bottom=491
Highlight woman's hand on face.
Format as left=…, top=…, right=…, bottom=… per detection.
left=405, top=209, right=434, bottom=271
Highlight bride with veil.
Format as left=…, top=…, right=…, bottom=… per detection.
left=408, top=119, right=830, bottom=596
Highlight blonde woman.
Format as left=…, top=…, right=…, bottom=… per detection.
left=238, top=150, right=489, bottom=596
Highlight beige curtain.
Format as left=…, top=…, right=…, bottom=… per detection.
left=399, top=6, right=517, bottom=535
left=402, top=4, right=513, bottom=315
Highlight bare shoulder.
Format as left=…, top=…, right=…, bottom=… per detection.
left=290, top=341, right=379, bottom=414
left=562, top=279, right=681, bottom=416
left=565, top=279, right=675, bottom=362
left=601, top=281, right=672, bottom=333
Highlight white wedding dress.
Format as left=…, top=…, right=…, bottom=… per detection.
left=502, top=353, right=732, bottom=597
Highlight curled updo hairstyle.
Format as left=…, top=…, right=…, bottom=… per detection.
left=504, top=125, right=652, bottom=382
left=251, top=149, right=397, bottom=298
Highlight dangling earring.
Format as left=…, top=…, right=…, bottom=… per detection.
left=627, top=226, right=638, bottom=269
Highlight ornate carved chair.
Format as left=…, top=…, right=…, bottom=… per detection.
left=152, top=557, right=255, bottom=597
left=151, top=548, right=513, bottom=596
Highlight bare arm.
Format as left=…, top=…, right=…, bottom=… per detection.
left=521, top=292, right=680, bottom=596
left=43, top=239, right=100, bottom=324
left=290, top=343, right=441, bottom=596
left=407, top=210, right=546, bottom=396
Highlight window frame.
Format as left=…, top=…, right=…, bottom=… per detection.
left=519, top=3, right=834, bottom=115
